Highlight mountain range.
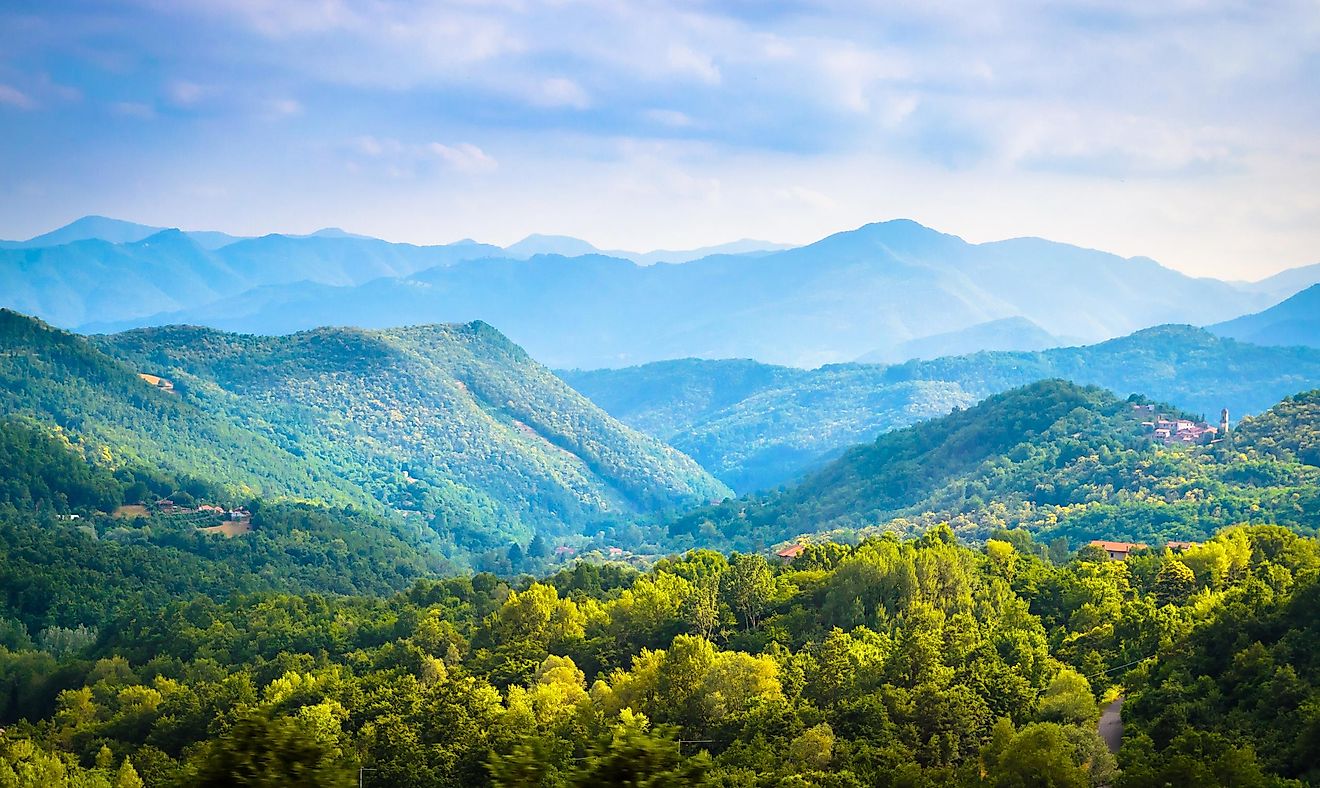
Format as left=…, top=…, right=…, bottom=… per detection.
left=5, top=216, right=1319, bottom=369
left=0, top=309, right=726, bottom=556
left=561, top=325, right=1320, bottom=492
left=62, top=220, right=1309, bottom=369
left=500, top=233, right=791, bottom=264
left=1209, top=283, right=1320, bottom=349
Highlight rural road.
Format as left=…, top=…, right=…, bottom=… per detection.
left=1099, top=697, right=1124, bottom=754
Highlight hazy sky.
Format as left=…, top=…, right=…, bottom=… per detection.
left=1, top=1, right=1317, bottom=278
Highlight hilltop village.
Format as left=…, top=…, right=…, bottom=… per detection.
left=1131, top=402, right=1228, bottom=445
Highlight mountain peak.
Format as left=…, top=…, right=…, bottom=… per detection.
left=802, top=218, right=965, bottom=257
left=131, top=228, right=198, bottom=249
left=19, top=215, right=165, bottom=248
left=305, top=227, right=375, bottom=240
left=504, top=234, right=601, bottom=259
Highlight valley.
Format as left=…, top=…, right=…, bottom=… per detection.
left=562, top=324, right=1320, bottom=492
left=5, top=3, right=1318, bottom=784
left=1, top=286, right=1318, bottom=787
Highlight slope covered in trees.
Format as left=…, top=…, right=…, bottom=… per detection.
left=1121, top=542, right=1320, bottom=785
left=0, top=309, right=361, bottom=509
left=99, top=321, right=727, bottom=549
left=562, top=325, right=1320, bottom=492
left=1, top=341, right=1318, bottom=784
left=0, top=520, right=1314, bottom=786
left=0, top=417, right=458, bottom=626
left=665, top=380, right=1320, bottom=553
left=0, top=310, right=727, bottom=557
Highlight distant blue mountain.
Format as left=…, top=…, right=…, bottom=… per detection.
left=1209, top=284, right=1320, bottom=348
left=0, top=215, right=245, bottom=250
left=503, top=234, right=602, bottom=259
left=857, top=316, right=1068, bottom=363
left=1241, top=263, right=1320, bottom=301
left=501, top=234, right=791, bottom=264
left=1, top=224, right=503, bottom=328
left=90, top=219, right=1278, bottom=369
left=8, top=215, right=173, bottom=247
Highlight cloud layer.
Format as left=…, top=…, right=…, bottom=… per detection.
left=0, top=0, right=1317, bottom=277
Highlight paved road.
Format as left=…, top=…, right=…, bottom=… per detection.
left=1099, top=697, right=1124, bottom=754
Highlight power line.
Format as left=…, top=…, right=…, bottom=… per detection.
left=1084, top=652, right=1159, bottom=680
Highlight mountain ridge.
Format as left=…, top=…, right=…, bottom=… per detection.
left=1208, top=283, right=1320, bottom=348
left=74, top=219, right=1281, bottom=369
left=561, top=324, right=1320, bottom=492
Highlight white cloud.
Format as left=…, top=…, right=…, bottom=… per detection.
left=428, top=142, right=498, bottom=173
left=0, top=84, right=35, bottom=110
left=773, top=186, right=836, bottom=212
left=354, top=135, right=391, bottom=157
left=265, top=98, right=303, bottom=117
left=999, top=107, right=1241, bottom=176
left=167, top=80, right=205, bottom=106
left=111, top=101, right=156, bottom=119
left=666, top=43, right=721, bottom=84
left=530, top=77, right=590, bottom=109
left=818, top=45, right=911, bottom=113
left=645, top=109, right=695, bottom=128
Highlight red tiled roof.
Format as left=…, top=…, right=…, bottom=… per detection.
left=1089, top=540, right=1147, bottom=553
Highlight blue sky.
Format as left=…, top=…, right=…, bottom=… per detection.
left=1, top=0, right=1317, bottom=278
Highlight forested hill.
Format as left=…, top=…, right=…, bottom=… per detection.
left=0, top=310, right=727, bottom=554
left=562, top=325, right=1320, bottom=492
left=0, top=309, right=360, bottom=508
left=99, top=320, right=729, bottom=545
left=668, top=380, right=1320, bottom=552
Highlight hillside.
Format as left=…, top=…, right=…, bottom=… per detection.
left=0, top=309, right=361, bottom=508
left=98, top=320, right=728, bottom=547
left=563, top=326, right=1320, bottom=492
left=0, top=415, right=455, bottom=607
left=0, top=310, right=726, bottom=556
left=665, top=380, right=1320, bottom=552
left=1208, top=283, right=1320, bottom=348
left=77, top=219, right=1274, bottom=369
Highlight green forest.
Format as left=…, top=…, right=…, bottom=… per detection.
left=0, top=519, right=1316, bottom=786
left=1, top=307, right=1319, bottom=785
left=0, top=310, right=725, bottom=563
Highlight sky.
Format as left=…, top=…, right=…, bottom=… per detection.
left=1, top=1, right=1317, bottom=279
